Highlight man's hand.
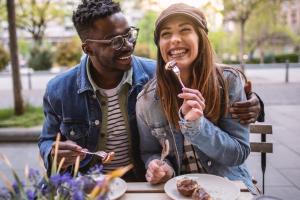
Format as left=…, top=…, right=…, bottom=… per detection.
left=230, top=80, right=261, bottom=124
left=51, top=140, right=87, bottom=170
left=145, top=159, right=174, bottom=184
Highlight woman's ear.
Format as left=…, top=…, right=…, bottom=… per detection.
left=82, top=43, right=94, bottom=56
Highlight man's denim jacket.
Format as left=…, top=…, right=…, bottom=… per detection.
left=39, top=55, right=155, bottom=179
left=136, top=68, right=257, bottom=193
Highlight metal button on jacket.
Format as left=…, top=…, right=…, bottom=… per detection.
left=94, top=120, right=100, bottom=125
left=207, top=160, right=212, bottom=166
left=92, top=94, right=97, bottom=99
left=70, top=130, right=76, bottom=136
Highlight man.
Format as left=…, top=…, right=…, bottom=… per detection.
left=39, top=0, right=263, bottom=181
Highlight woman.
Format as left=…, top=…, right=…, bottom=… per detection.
left=136, top=3, right=257, bottom=193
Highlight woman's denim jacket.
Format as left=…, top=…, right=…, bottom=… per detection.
left=136, top=68, right=257, bottom=193
left=39, top=55, right=155, bottom=179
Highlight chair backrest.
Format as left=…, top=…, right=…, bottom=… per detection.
left=249, top=123, right=273, bottom=153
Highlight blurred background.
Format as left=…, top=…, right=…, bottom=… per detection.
left=0, top=0, right=299, bottom=199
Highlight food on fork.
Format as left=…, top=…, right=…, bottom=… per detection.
left=102, top=152, right=115, bottom=164
left=176, top=177, right=198, bottom=197
left=164, top=60, right=185, bottom=88
left=165, top=60, right=177, bottom=70
left=192, top=186, right=212, bottom=200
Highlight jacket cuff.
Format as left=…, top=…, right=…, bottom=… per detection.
left=178, top=107, right=203, bottom=136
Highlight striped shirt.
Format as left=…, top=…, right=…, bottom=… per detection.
left=181, top=139, right=206, bottom=174
left=99, top=79, right=131, bottom=173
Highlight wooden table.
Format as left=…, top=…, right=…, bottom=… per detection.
left=119, top=181, right=253, bottom=200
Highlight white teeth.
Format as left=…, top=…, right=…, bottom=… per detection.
left=170, top=49, right=186, bottom=55
left=119, top=56, right=131, bottom=60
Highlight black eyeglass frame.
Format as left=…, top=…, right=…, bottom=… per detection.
left=83, top=26, right=139, bottom=50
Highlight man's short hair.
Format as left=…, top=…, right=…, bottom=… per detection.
left=72, top=0, right=121, bottom=41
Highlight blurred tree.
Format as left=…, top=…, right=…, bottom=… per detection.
left=15, top=0, right=67, bottom=46
left=18, top=39, right=31, bottom=58
left=0, top=0, right=67, bottom=45
left=223, top=0, right=294, bottom=66
left=208, top=29, right=239, bottom=61
left=6, top=0, right=24, bottom=115
left=28, top=45, right=53, bottom=70
left=242, top=1, right=295, bottom=63
left=0, top=43, right=10, bottom=71
left=135, top=10, right=158, bottom=59
left=0, top=0, right=6, bottom=20
left=223, top=0, right=263, bottom=70
left=55, top=36, right=82, bottom=67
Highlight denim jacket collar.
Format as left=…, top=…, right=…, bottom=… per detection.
left=76, top=55, right=151, bottom=94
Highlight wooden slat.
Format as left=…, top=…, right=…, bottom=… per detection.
left=250, top=142, right=273, bottom=153
left=121, top=193, right=253, bottom=200
left=250, top=123, right=272, bottom=135
left=127, top=182, right=164, bottom=193
left=120, top=193, right=172, bottom=200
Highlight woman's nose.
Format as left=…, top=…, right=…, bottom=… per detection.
left=170, top=34, right=181, bottom=45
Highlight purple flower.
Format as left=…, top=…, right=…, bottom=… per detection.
left=71, top=190, right=85, bottom=200
left=49, top=174, right=61, bottom=188
left=87, top=165, right=103, bottom=175
left=12, top=181, right=24, bottom=194
left=60, top=173, right=72, bottom=183
left=77, top=176, right=97, bottom=193
left=49, top=173, right=72, bottom=188
left=0, top=187, right=12, bottom=199
left=28, top=168, right=40, bottom=183
left=26, top=189, right=35, bottom=200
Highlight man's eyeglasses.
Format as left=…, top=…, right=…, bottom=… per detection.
left=84, top=27, right=139, bottom=50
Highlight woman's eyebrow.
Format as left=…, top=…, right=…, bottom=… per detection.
left=179, top=22, right=192, bottom=27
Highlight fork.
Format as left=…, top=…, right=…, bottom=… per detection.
left=79, top=150, right=107, bottom=159
left=165, top=61, right=185, bottom=88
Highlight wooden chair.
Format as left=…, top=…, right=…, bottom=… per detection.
left=249, top=123, right=273, bottom=194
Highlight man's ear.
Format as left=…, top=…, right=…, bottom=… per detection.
left=82, top=43, right=94, bottom=56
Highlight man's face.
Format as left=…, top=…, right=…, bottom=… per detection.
left=85, top=12, right=134, bottom=73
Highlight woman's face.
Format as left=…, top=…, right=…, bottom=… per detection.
left=159, top=16, right=199, bottom=71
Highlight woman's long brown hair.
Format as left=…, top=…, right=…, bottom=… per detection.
left=156, top=26, right=228, bottom=128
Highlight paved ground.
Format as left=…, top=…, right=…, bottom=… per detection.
left=0, top=68, right=300, bottom=199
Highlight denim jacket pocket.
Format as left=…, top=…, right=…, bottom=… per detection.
left=60, top=121, right=89, bottom=146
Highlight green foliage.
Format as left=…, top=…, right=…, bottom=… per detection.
left=0, top=105, right=43, bottom=127
left=55, top=37, right=82, bottom=67
left=275, top=53, right=299, bottom=63
left=0, top=0, right=6, bottom=21
left=18, top=39, right=31, bottom=58
left=245, top=1, right=294, bottom=52
left=135, top=11, right=158, bottom=59
left=208, top=30, right=239, bottom=60
left=28, top=46, right=53, bottom=70
left=0, top=43, right=10, bottom=71
left=135, top=43, right=156, bottom=59
left=15, top=0, right=68, bottom=44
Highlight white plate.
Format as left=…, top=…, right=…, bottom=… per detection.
left=164, top=174, right=240, bottom=200
left=108, top=177, right=127, bottom=200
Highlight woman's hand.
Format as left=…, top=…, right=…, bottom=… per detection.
left=178, top=87, right=205, bottom=121
left=145, top=159, right=174, bottom=184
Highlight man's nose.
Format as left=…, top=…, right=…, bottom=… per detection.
left=122, top=38, right=134, bottom=50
